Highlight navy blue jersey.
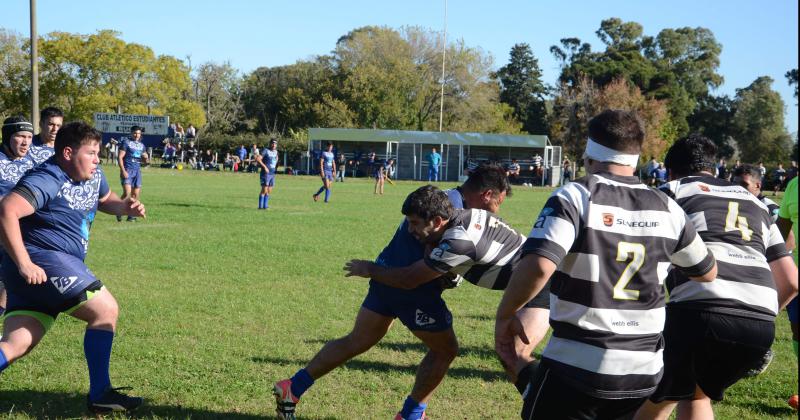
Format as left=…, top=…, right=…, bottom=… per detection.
left=262, top=148, right=278, bottom=172
left=13, top=158, right=110, bottom=260
left=321, top=151, right=335, bottom=171
left=0, top=149, right=35, bottom=197
left=29, top=135, right=55, bottom=165
left=120, top=137, right=145, bottom=168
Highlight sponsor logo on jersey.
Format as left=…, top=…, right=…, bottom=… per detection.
left=699, top=184, right=710, bottom=192
left=474, top=223, right=482, bottom=230
left=533, top=207, right=554, bottom=229
left=603, top=213, right=614, bottom=226
left=616, top=218, right=659, bottom=228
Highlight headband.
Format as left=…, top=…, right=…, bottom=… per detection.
left=582, top=138, right=639, bottom=167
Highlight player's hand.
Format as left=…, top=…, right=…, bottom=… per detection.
left=495, top=314, right=529, bottom=369
left=19, top=261, right=47, bottom=285
left=120, top=170, right=128, bottom=179
left=125, top=197, right=146, bottom=218
left=344, top=259, right=372, bottom=278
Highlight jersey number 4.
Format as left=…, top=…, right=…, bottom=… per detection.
left=613, top=242, right=645, bottom=300
left=724, top=201, right=752, bottom=241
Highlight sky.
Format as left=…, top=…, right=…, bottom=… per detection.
left=2, top=0, right=798, bottom=133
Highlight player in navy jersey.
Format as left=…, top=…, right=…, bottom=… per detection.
left=312, top=142, right=336, bottom=203
left=0, top=122, right=146, bottom=413
left=0, top=116, right=37, bottom=319
left=257, top=139, right=279, bottom=209
left=497, top=110, right=718, bottom=419
left=635, top=134, right=798, bottom=420
left=117, top=125, right=146, bottom=221
left=274, top=165, right=549, bottom=420
left=28, top=107, right=63, bottom=165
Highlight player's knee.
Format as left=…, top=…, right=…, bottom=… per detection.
left=88, top=294, right=119, bottom=328
left=0, top=336, right=36, bottom=361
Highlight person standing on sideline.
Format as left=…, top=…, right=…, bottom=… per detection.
left=427, top=147, right=442, bottom=182
left=257, top=139, right=279, bottom=209
left=777, top=176, right=799, bottom=410
left=336, top=153, right=347, bottom=182
left=29, top=107, right=63, bottom=165
left=313, top=143, right=336, bottom=203
left=117, top=126, right=145, bottom=222
left=0, top=122, right=146, bottom=413
left=773, top=163, right=787, bottom=196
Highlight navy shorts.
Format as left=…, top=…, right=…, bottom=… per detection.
left=2, top=248, right=104, bottom=329
left=121, top=166, right=142, bottom=188
left=323, top=170, right=334, bottom=181
left=362, top=281, right=452, bottom=332
left=651, top=307, right=775, bottom=402
left=260, top=172, right=276, bottom=187
left=787, top=297, right=799, bottom=324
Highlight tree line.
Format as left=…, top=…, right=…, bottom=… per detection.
left=0, top=19, right=796, bottom=164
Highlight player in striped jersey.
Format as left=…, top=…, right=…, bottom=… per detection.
left=273, top=166, right=535, bottom=420
left=496, top=110, right=718, bottom=419
left=733, top=163, right=795, bottom=250
left=636, top=134, right=798, bottom=419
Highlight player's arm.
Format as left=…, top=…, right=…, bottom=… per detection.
left=117, top=143, right=128, bottom=177
left=343, top=259, right=442, bottom=289
left=771, top=255, right=798, bottom=310
left=319, top=158, right=324, bottom=175
left=0, top=192, right=45, bottom=284
left=98, top=190, right=146, bottom=219
left=256, top=154, right=268, bottom=172
left=777, top=216, right=795, bottom=252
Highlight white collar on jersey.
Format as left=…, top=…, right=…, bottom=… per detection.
left=582, top=138, right=639, bottom=167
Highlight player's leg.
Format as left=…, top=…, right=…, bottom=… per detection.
left=68, top=286, right=142, bottom=412
left=675, top=386, right=713, bottom=420
left=313, top=175, right=326, bottom=201
left=265, top=179, right=274, bottom=209
left=507, top=307, right=549, bottom=382
left=119, top=178, right=132, bottom=221
left=0, top=313, right=49, bottom=369
left=127, top=185, right=141, bottom=221
left=323, top=174, right=333, bottom=202
left=400, top=328, right=458, bottom=419
left=274, top=306, right=393, bottom=418
left=259, top=175, right=268, bottom=209
left=0, top=281, right=6, bottom=318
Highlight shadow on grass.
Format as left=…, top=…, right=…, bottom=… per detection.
left=0, top=390, right=340, bottom=420
left=724, top=398, right=796, bottom=418
left=252, top=356, right=507, bottom=383
left=302, top=338, right=501, bottom=360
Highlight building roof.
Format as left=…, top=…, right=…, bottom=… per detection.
left=308, top=128, right=549, bottom=148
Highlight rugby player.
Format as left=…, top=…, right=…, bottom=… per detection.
left=312, top=142, right=336, bottom=203
left=29, top=107, right=63, bottom=165
left=496, top=110, right=718, bottom=419
left=274, top=165, right=549, bottom=420
left=117, top=125, right=146, bottom=221
left=635, top=134, right=798, bottom=419
left=0, top=116, right=37, bottom=319
left=257, top=139, right=279, bottom=209
left=0, top=121, right=146, bottom=413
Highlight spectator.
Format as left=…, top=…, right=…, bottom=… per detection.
left=105, top=138, right=119, bottom=164
left=786, top=160, right=799, bottom=185
left=758, top=161, right=767, bottom=179
left=426, top=147, right=442, bottom=181
left=175, top=123, right=185, bottom=141
left=223, top=153, right=235, bottom=171
left=162, top=142, right=177, bottom=168
left=506, top=158, right=520, bottom=184
left=532, top=152, right=543, bottom=181
left=717, top=158, right=727, bottom=180
left=186, top=124, right=197, bottom=140
left=651, top=162, right=668, bottom=186
left=774, top=163, right=787, bottom=195
left=202, top=149, right=218, bottom=171
left=187, top=141, right=199, bottom=169
left=336, top=153, right=347, bottom=182
left=175, top=143, right=184, bottom=163
left=645, top=156, right=658, bottom=183
left=562, top=157, right=573, bottom=185
left=167, top=122, right=176, bottom=140
left=367, top=151, right=376, bottom=178
left=237, top=144, right=247, bottom=166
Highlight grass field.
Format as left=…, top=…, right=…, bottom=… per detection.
left=0, top=166, right=797, bottom=419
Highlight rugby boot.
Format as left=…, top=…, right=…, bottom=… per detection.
left=394, top=412, right=429, bottom=420
left=87, top=387, right=143, bottom=413
left=274, top=379, right=299, bottom=420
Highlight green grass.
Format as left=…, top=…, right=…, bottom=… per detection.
left=0, top=167, right=796, bottom=419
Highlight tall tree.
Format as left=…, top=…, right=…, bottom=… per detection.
left=687, top=94, right=736, bottom=158
left=0, top=29, right=29, bottom=120
left=787, top=69, right=798, bottom=101
left=732, top=76, right=792, bottom=163
left=495, top=43, right=548, bottom=134
left=193, top=62, right=242, bottom=133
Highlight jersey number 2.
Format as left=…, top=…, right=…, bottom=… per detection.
left=614, top=242, right=645, bottom=300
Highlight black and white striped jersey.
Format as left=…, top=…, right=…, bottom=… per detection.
left=758, top=194, right=780, bottom=222
left=522, top=172, right=714, bottom=399
left=424, top=208, right=526, bottom=290
left=660, top=176, right=791, bottom=320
